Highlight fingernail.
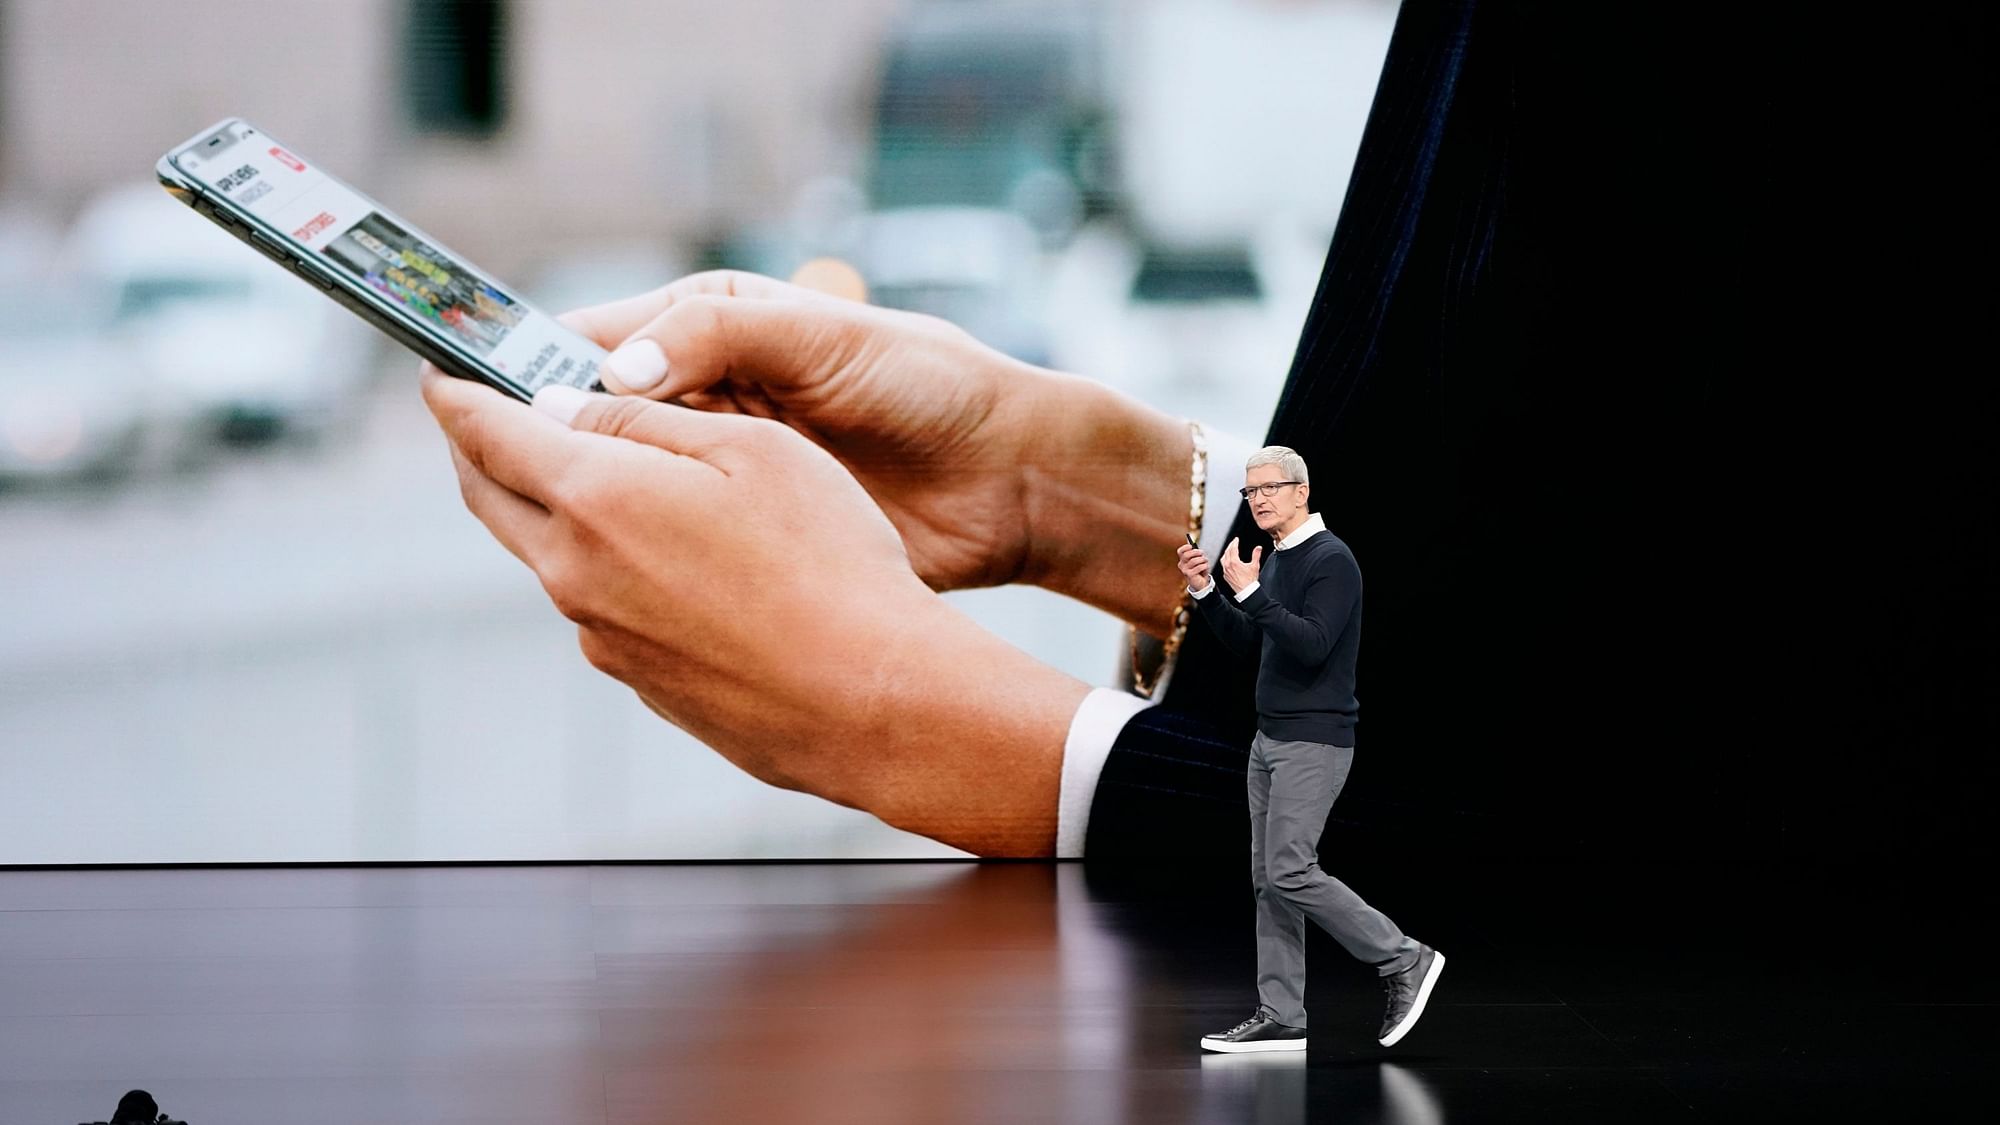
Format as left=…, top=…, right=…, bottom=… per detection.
left=605, top=338, right=668, bottom=391
left=532, top=384, right=592, bottom=427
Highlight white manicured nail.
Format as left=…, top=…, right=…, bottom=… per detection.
left=605, top=338, right=668, bottom=391
left=532, top=384, right=592, bottom=426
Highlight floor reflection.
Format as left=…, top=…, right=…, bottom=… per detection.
left=1378, top=1063, right=1445, bottom=1125
left=1197, top=1051, right=1307, bottom=1125
left=1193, top=1057, right=1444, bottom=1125
left=603, top=863, right=1131, bottom=1122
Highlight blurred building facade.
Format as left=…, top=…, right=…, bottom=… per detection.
left=2, top=0, right=1396, bottom=268
left=1, top=0, right=907, bottom=275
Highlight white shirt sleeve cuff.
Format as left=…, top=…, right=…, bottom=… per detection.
left=1056, top=687, right=1155, bottom=858
left=1234, top=580, right=1260, bottom=602
left=1187, top=581, right=1213, bottom=599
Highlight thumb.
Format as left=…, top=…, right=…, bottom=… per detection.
left=599, top=292, right=863, bottom=401
left=555, top=269, right=844, bottom=352
left=534, top=384, right=775, bottom=466
left=1251, top=546, right=1263, bottom=564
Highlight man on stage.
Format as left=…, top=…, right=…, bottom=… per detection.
left=1179, top=446, right=1444, bottom=1052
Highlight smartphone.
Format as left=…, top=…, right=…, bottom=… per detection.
left=1186, top=533, right=1199, bottom=549
left=156, top=118, right=602, bottom=403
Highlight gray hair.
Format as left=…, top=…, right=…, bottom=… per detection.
left=1245, top=446, right=1309, bottom=486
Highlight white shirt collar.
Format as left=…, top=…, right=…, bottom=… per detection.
left=1276, top=512, right=1326, bottom=550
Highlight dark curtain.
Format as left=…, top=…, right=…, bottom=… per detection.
left=1156, top=0, right=1993, bottom=866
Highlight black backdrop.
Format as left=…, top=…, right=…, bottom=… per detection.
left=1157, top=1, right=1993, bottom=872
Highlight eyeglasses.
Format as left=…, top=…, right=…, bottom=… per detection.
left=1239, top=481, right=1302, bottom=500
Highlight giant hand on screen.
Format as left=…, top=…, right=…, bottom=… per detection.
left=564, top=271, right=1199, bottom=634
left=566, top=270, right=1041, bottom=593
left=420, top=366, right=1088, bottom=857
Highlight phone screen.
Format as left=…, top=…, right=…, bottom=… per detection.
left=166, top=120, right=602, bottom=397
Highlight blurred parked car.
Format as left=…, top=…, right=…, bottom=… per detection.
left=853, top=206, right=1053, bottom=366
left=869, top=4, right=1112, bottom=247
left=1045, top=232, right=1302, bottom=435
left=0, top=285, right=150, bottom=486
left=62, top=187, right=374, bottom=455
left=1118, top=244, right=1277, bottom=391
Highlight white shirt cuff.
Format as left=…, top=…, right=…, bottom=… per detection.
left=1056, top=687, right=1155, bottom=858
left=1234, top=580, right=1259, bottom=602
left=1188, top=581, right=1213, bottom=599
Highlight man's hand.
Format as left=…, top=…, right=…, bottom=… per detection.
left=1176, top=542, right=1212, bottom=592
left=1219, top=537, right=1264, bottom=592
left=560, top=271, right=1194, bottom=635
left=421, top=369, right=1088, bottom=856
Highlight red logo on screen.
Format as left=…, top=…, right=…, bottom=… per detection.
left=269, top=146, right=306, bottom=172
left=294, top=212, right=337, bottom=242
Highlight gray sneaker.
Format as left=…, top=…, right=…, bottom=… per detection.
left=1377, top=945, right=1445, bottom=1046
left=1200, top=1011, right=1308, bottom=1053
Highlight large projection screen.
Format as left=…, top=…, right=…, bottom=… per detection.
left=0, top=0, right=1394, bottom=864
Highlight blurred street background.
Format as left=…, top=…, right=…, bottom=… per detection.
left=0, top=0, right=1394, bottom=861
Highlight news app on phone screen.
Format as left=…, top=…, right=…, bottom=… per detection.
left=169, top=121, right=603, bottom=394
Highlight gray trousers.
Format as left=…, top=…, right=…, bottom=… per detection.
left=1249, top=731, right=1417, bottom=1028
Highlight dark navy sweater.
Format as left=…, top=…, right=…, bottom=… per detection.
left=1191, top=529, right=1361, bottom=746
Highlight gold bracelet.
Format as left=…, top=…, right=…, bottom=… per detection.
left=1131, top=419, right=1207, bottom=696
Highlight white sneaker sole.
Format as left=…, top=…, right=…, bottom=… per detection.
left=1378, top=950, right=1445, bottom=1047
left=1199, top=1036, right=1308, bottom=1053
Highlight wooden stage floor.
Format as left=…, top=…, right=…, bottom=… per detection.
left=1, top=859, right=1988, bottom=1123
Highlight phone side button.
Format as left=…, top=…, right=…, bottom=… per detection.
left=297, top=261, right=337, bottom=290
left=247, top=229, right=290, bottom=261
